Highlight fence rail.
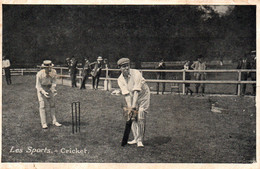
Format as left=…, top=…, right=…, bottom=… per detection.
left=3, top=67, right=256, bottom=96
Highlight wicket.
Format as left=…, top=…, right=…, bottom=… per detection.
left=71, top=101, right=80, bottom=134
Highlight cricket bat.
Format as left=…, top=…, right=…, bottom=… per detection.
left=121, top=107, right=137, bottom=146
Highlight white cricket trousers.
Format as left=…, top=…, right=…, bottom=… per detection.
left=131, top=110, right=147, bottom=142
left=37, top=90, right=57, bottom=126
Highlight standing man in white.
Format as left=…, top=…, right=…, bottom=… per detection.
left=36, top=60, right=62, bottom=129
left=117, top=58, right=150, bottom=147
left=2, top=55, right=12, bottom=85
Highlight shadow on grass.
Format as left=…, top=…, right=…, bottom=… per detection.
left=146, top=136, right=171, bottom=146
left=60, top=121, right=89, bottom=127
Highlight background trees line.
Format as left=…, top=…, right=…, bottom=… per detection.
left=3, top=5, right=256, bottom=68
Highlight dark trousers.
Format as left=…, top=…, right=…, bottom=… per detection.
left=5, top=68, right=12, bottom=85
left=236, top=73, right=248, bottom=95
left=92, top=75, right=100, bottom=89
left=195, top=73, right=206, bottom=94
left=80, top=71, right=90, bottom=89
left=156, top=73, right=166, bottom=94
left=71, top=71, right=77, bottom=87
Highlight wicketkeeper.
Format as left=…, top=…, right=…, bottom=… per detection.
left=117, top=58, right=150, bottom=147
left=36, top=60, right=62, bottom=129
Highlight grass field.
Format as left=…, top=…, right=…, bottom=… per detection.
left=2, top=75, right=256, bottom=163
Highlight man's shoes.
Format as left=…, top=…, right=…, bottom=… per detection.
left=53, top=122, right=62, bottom=127
left=127, top=140, right=137, bottom=145
left=42, top=124, right=48, bottom=129
left=137, top=142, right=144, bottom=147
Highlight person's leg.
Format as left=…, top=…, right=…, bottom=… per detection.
left=188, top=87, right=193, bottom=95
left=128, top=121, right=138, bottom=144
left=70, top=73, right=74, bottom=87
left=162, top=74, right=166, bottom=94
left=96, top=75, right=100, bottom=89
left=5, top=69, right=11, bottom=85
left=80, top=75, right=86, bottom=89
left=136, top=110, right=146, bottom=143
left=253, top=84, right=256, bottom=96
left=156, top=74, right=160, bottom=94
left=241, top=73, right=247, bottom=95
left=49, top=95, right=62, bottom=126
left=195, top=74, right=200, bottom=94
left=92, top=76, right=96, bottom=89
left=201, top=74, right=206, bottom=95
left=162, top=82, right=165, bottom=95
left=37, top=92, right=47, bottom=128
left=74, top=73, right=77, bottom=87
left=39, top=100, right=47, bottom=128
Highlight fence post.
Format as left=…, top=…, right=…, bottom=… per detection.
left=61, top=67, right=63, bottom=85
left=104, top=67, right=108, bottom=91
left=22, top=69, right=24, bottom=76
left=182, top=70, right=185, bottom=95
left=237, top=70, right=241, bottom=96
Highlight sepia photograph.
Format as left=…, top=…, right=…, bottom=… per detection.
left=1, top=2, right=258, bottom=168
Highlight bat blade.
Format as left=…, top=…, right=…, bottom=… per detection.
left=121, top=120, right=132, bottom=146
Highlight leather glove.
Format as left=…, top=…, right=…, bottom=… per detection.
left=42, top=90, right=50, bottom=98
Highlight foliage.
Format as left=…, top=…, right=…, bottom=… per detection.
left=3, top=5, right=256, bottom=67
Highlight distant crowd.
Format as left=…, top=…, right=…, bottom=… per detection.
left=3, top=50, right=256, bottom=96
left=65, top=55, right=109, bottom=90
left=155, top=50, right=256, bottom=96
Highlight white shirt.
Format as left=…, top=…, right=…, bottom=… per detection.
left=118, top=69, right=150, bottom=112
left=36, top=69, right=57, bottom=93
left=118, top=69, right=146, bottom=95
left=2, top=59, right=10, bottom=68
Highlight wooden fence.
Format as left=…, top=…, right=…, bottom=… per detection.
left=3, top=67, right=256, bottom=96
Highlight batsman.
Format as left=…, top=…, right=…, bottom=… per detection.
left=117, top=58, right=150, bottom=147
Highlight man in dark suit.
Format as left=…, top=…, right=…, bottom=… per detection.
left=237, top=54, right=251, bottom=95
left=80, top=58, right=91, bottom=89
left=249, top=50, right=256, bottom=96
left=91, top=56, right=103, bottom=90
left=70, top=56, right=78, bottom=88
left=155, top=59, right=166, bottom=95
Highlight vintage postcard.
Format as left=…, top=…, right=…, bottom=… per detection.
left=0, top=0, right=259, bottom=169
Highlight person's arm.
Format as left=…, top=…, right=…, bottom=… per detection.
left=131, top=90, right=139, bottom=109
left=50, top=69, right=57, bottom=94
left=6, top=60, right=10, bottom=68
left=118, top=76, right=131, bottom=107
left=191, top=62, right=196, bottom=69
left=36, top=72, right=49, bottom=97
left=124, top=94, right=132, bottom=108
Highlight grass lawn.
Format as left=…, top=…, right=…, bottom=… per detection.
left=2, top=75, right=256, bottom=163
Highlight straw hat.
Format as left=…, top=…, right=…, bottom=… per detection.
left=97, top=56, right=103, bottom=61
left=41, top=60, right=54, bottom=67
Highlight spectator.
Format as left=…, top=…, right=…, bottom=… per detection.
left=155, top=59, right=166, bottom=95
left=36, top=60, right=62, bottom=129
left=80, top=58, right=91, bottom=89
left=117, top=58, right=150, bottom=147
left=236, top=54, right=251, bottom=95
left=65, top=57, right=71, bottom=75
left=2, top=55, right=12, bottom=85
left=249, top=50, right=256, bottom=96
left=191, top=55, right=207, bottom=96
left=184, top=60, right=193, bottom=95
left=103, top=58, right=112, bottom=91
left=70, top=56, right=78, bottom=88
left=90, top=56, right=103, bottom=90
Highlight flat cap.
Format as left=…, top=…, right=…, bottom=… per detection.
left=117, top=58, right=130, bottom=66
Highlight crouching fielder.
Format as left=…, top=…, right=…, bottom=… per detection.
left=36, top=60, right=62, bottom=129
left=117, top=58, right=150, bottom=147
